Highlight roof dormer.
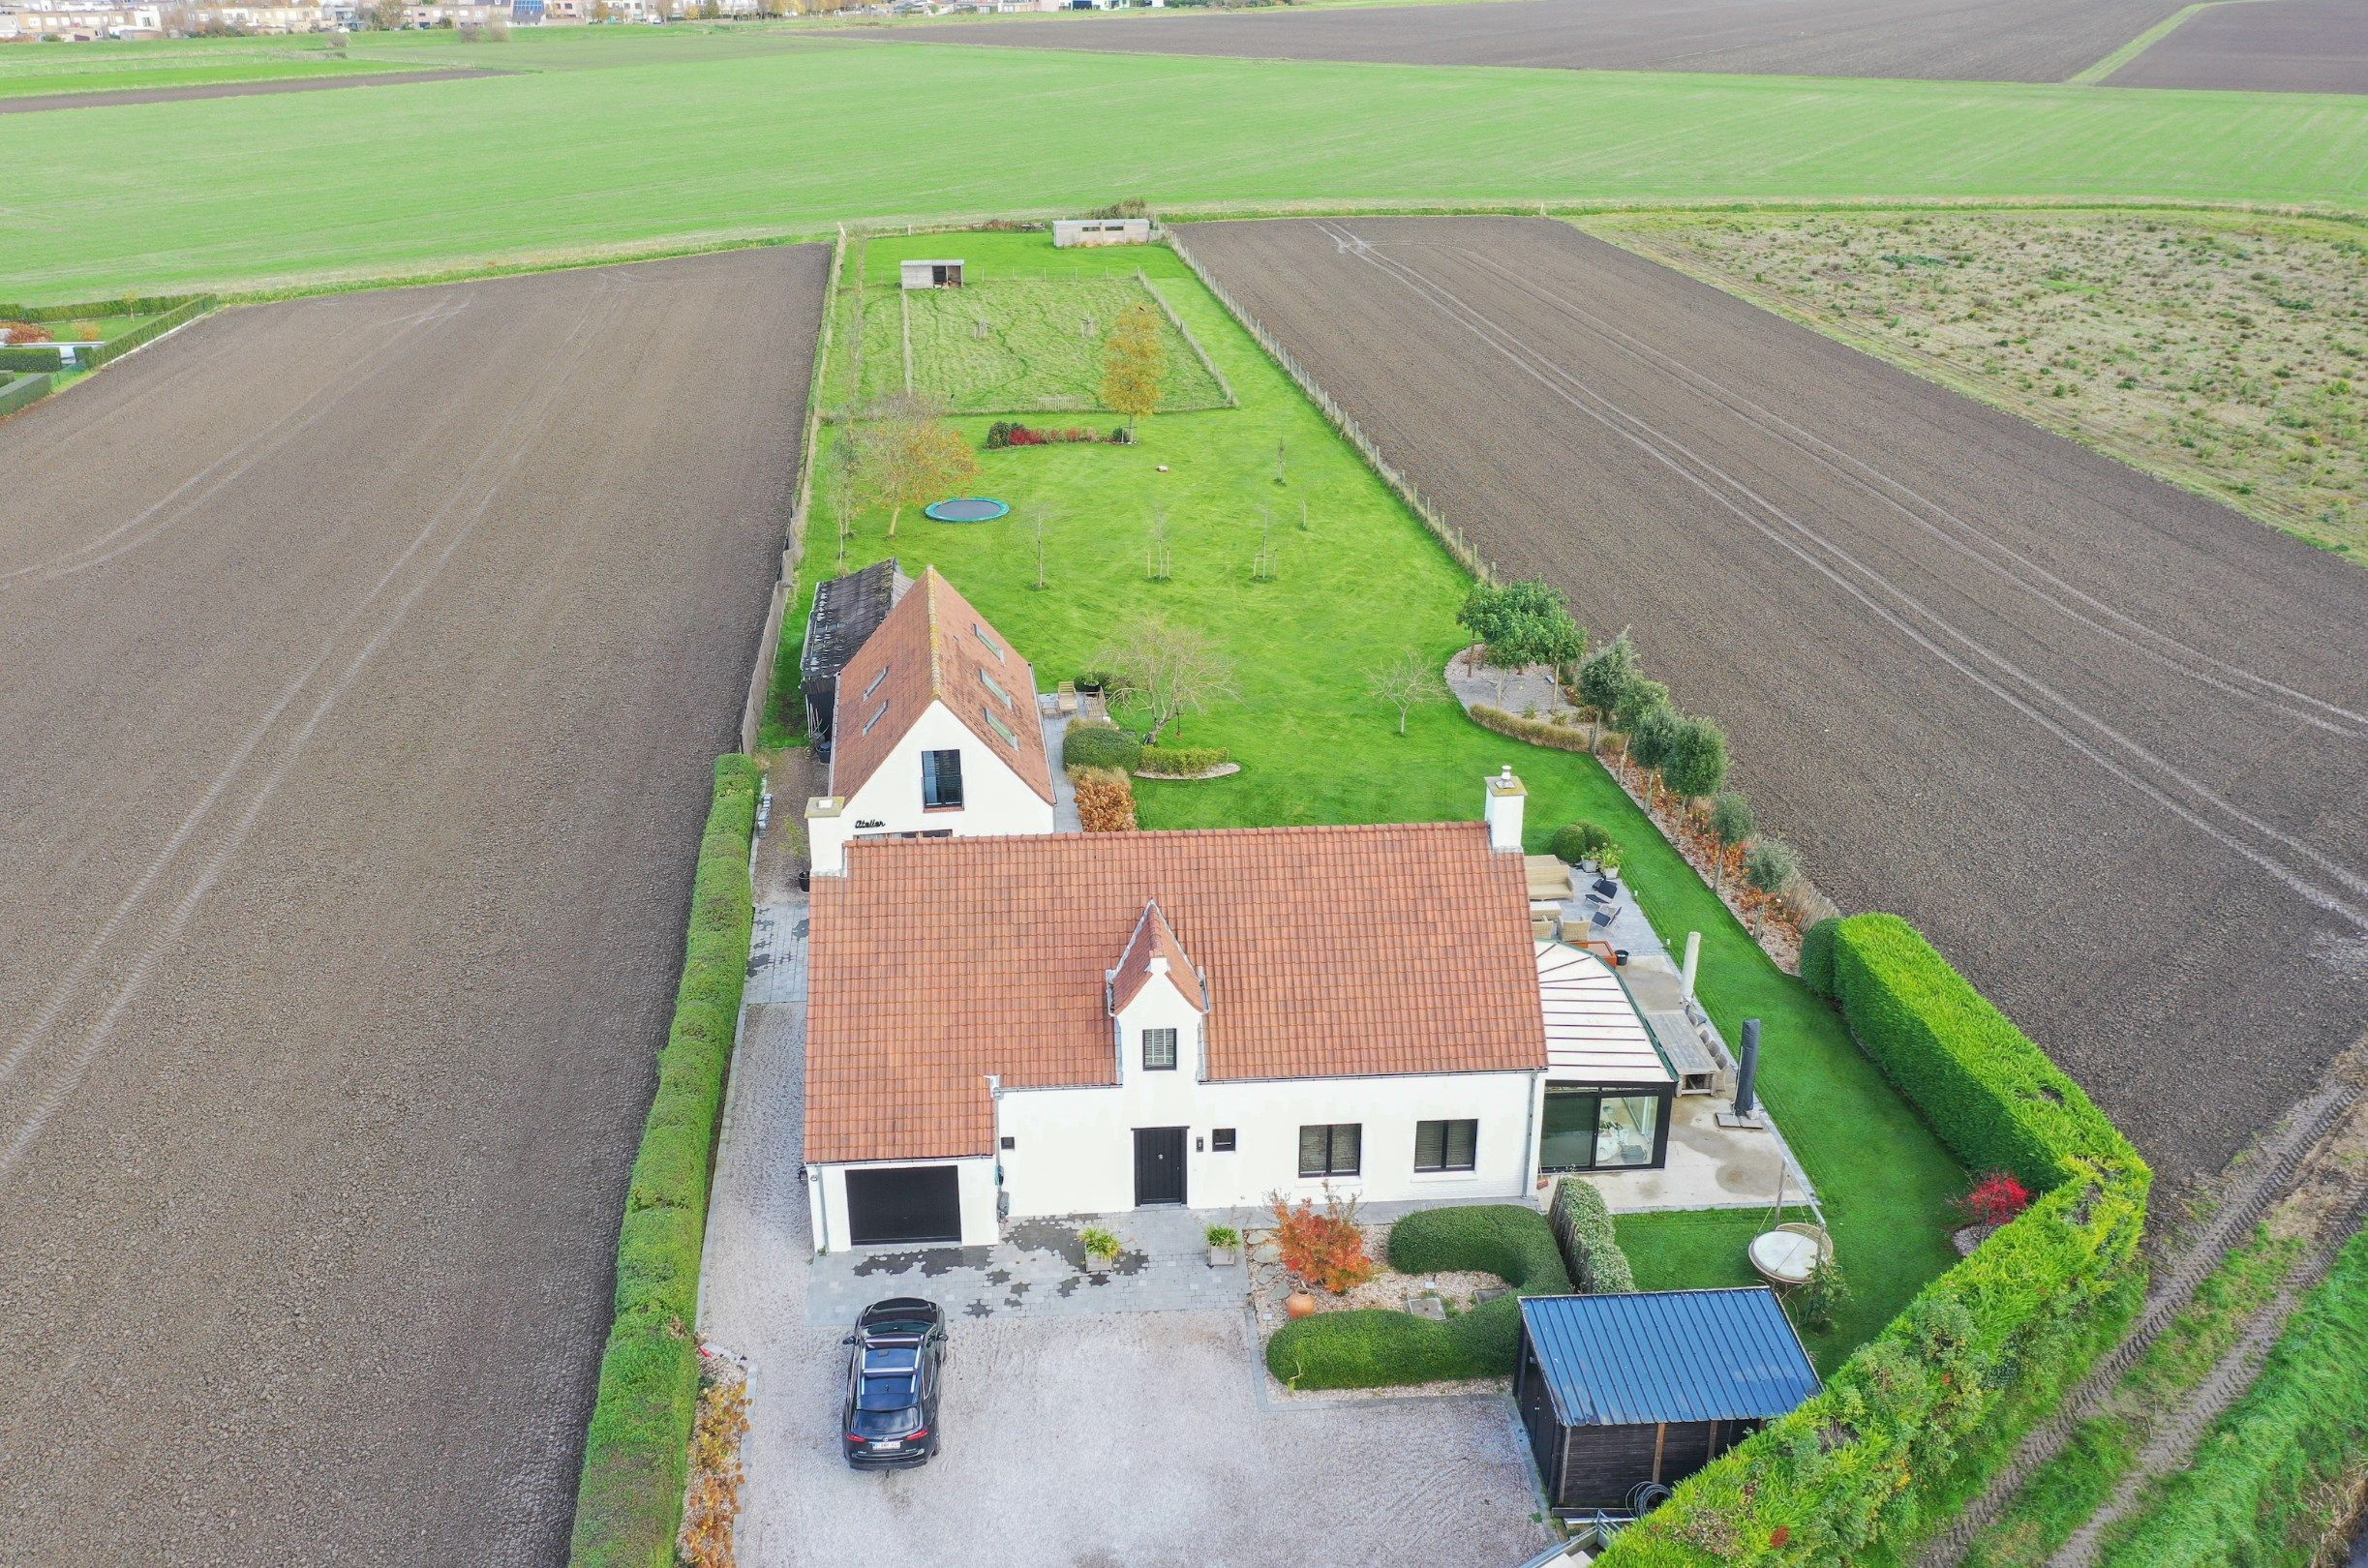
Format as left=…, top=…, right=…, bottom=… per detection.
left=1107, top=899, right=1209, bottom=1016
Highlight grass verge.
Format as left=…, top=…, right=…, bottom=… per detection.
left=568, top=755, right=759, bottom=1568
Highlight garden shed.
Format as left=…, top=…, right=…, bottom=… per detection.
left=1052, top=218, right=1153, bottom=248
left=1516, top=1289, right=1819, bottom=1514
left=900, top=258, right=965, bottom=290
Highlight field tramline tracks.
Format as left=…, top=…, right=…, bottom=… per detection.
left=0, top=285, right=616, bottom=1183
left=1301, top=220, right=2368, bottom=936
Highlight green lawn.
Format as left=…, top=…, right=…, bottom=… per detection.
left=2, top=28, right=2365, bottom=297
left=862, top=272, right=1229, bottom=414
left=795, top=229, right=1964, bottom=1363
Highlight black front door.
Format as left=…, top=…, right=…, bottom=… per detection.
left=1133, top=1127, right=1187, bottom=1207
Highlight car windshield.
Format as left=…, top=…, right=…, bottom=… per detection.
left=852, top=1384, right=921, bottom=1435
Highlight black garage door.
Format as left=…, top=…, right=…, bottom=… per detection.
left=845, top=1165, right=962, bottom=1246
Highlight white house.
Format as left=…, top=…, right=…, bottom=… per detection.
left=804, top=796, right=1604, bottom=1251
left=804, top=565, right=1056, bottom=875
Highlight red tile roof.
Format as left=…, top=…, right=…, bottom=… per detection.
left=828, top=566, right=1055, bottom=808
left=1110, top=899, right=1206, bottom=1014
left=805, top=822, right=1547, bottom=1164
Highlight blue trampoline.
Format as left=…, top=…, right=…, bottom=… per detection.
left=925, top=497, right=1011, bottom=524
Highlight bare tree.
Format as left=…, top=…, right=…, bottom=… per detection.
left=1100, top=303, right=1164, bottom=434
left=1144, top=503, right=1172, bottom=582
left=1028, top=503, right=1059, bottom=591
left=1365, top=650, right=1448, bottom=737
left=1097, top=617, right=1236, bottom=744
left=850, top=394, right=975, bottom=540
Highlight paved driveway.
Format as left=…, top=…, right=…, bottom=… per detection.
left=701, top=884, right=1555, bottom=1568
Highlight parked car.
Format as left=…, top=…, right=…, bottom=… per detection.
left=840, top=1297, right=947, bottom=1468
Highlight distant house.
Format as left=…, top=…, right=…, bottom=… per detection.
left=899, top=258, right=965, bottom=290
left=804, top=566, right=1056, bottom=875
left=1052, top=218, right=1153, bottom=249
left=1516, top=1289, right=1820, bottom=1513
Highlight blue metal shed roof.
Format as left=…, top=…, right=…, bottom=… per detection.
left=1520, top=1289, right=1820, bottom=1427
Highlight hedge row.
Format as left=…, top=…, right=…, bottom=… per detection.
left=1263, top=1204, right=1572, bottom=1389
left=0, top=346, right=65, bottom=373
left=1552, top=1177, right=1638, bottom=1294
left=81, top=296, right=215, bottom=371
left=0, top=373, right=51, bottom=420
left=1061, top=720, right=1141, bottom=772
left=569, top=755, right=760, bottom=1568
left=1597, top=914, right=2150, bottom=1567
left=2099, top=1221, right=2368, bottom=1568
left=1135, top=743, right=1230, bottom=777
left=0, top=292, right=206, bottom=322
left=1468, top=702, right=1594, bottom=752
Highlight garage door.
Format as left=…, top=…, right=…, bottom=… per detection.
left=845, top=1165, right=962, bottom=1247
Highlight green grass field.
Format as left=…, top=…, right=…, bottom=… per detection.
left=861, top=271, right=1230, bottom=414
left=0, top=36, right=403, bottom=99
left=2, top=27, right=2365, bottom=298
left=790, top=229, right=1964, bottom=1367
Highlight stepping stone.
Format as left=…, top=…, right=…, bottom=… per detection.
left=1410, top=1295, right=1447, bottom=1321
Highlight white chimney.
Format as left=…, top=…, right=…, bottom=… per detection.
left=806, top=795, right=850, bottom=877
left=1484, top=766, right=1525, bottom=853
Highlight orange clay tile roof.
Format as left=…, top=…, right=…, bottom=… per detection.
left=805, top=822, right=1547, bottom=1165
left=828, top=566, right=1055, bottom=808
left=1109, top=899, right=1207, bottom=1014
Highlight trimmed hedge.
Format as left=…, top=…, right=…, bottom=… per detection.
left=1551, top=1177, right=1638, bottom=1294
left=1798, top=915, right=1838, bottom=1001
left=0, top=373, right=52, bottom=420
left=569, top=755, right=760, bottom=1568
left=0, top=346, right=66, bottom=373
left=1468, top=702, right=1593, bottom=752
left=1136, top=743, right=1230, bottom=776
left=1263, top=1204, right=1571, bottom=1390
left=1062, top=720, right=1142, bottom=772
left=81, top=295, right=214, bottom=371
left=1550, top=820, right=1615, bottom=866
left=0, top=292, right=204, bottom=322
left=1597, top=914, right=2150, bottom=1568
left=2099, top=1221, right=2368, bottom=1568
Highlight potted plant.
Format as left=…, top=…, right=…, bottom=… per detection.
left=1205, top=1223, right=1239, bottom=1268
left=1079, top=1225, right=1122, bottom=1272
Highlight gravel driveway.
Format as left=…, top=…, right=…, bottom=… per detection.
left=702, top=860, right=1555, bottom=1568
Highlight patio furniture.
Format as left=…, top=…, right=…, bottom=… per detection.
left=1747, top=1228, right=1821, bottom=1286
left=1055, top=679, right=1078, bottom=715
left=1585, top=875, right=1621, bottom=905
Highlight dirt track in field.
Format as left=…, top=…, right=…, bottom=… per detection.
left=1179, top=217, right=2368, bottom=1183
left=2106, top=0, right=2368, bottom=93
left=868, top=0, right=2191, bottom=83
left=0, top=67, right=504, bottom=114
left=0, top=247, right=826, bottom=1566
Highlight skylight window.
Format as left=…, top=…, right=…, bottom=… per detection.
left=983, top=706, right=1019, bottom=747
left=863, top=664, right=889, bottom=700
left=862, top=701, right=890, bottom=735
left=973, top=623, right=1004, bottom=662
left=980, top=668, right=1012, bottom=709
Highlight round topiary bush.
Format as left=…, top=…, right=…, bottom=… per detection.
left=1550, top=820, right=1615, bottom=865
left=1799, top=916, right=1840, bottom=1001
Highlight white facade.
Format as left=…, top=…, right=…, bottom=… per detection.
left=807, top=698, right=1054, bottom=875
left=809, top=1156, right=999, bottom=1252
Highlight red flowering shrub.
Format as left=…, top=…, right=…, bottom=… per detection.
left=1270, top=1189, right=1375, bottom=1294
left=1958, top=1170, right=2032, bottom=1228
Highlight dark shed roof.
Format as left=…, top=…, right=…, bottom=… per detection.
left=1521, top=1289, right=1819, bottom=1427
left=801, top=558, right=912, bottom=689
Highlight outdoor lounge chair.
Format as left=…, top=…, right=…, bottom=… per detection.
left=1585, top=876, right=1621, bottom=905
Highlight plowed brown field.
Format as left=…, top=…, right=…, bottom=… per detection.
left=871, top=0, right=2191, bottom=83
left=1178, top=217, right=2368, bottom=1184
left=0, top=246, right=826, bottom=1566
left=2106, top=0, right=2368, bottom=93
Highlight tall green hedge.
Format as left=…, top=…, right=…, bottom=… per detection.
left=0, top=347, right=66, bottom=373
left=81, top=296, right=215, bottom=370
left=2098, top=1221, right=2368, bottom=1568
left=1553, top=1177, right=1639, bottom=1293
left=0, top=373, right=52, bottom=419
left=1263, top=1204, right=1571, bottom=1389
left=1596, top=914, right=2149, bottom=1568
left=569, top=755, right=760, bottom=1568
left=1798, top=915, right=1838, bottom=1001
left=0, top=292, right=206, bottom=321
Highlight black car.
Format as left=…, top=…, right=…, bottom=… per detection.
left=840, top=1297, right=947, bottom=1468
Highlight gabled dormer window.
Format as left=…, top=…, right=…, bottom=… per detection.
left=1141, top=1027, right=1177, bottom=1071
